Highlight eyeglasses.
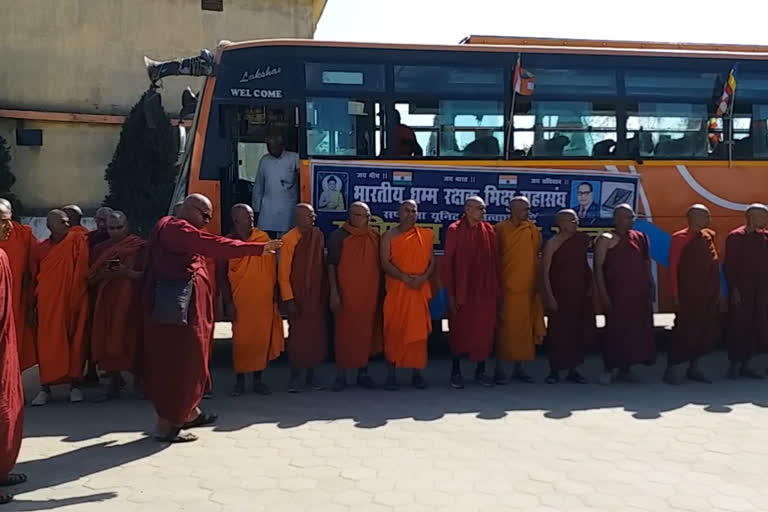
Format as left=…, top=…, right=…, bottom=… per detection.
left=577, top=190, right=592, bottom=196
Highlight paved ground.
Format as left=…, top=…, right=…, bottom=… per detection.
left=10, top=339, right=768, bottom=512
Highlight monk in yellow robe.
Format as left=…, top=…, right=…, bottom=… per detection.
left=381, top=200, right=435, bottom=390
left=0, top=198, right=37, bottom=371
left=218, top=204, right=284, bottom=396
left=494, top=196, right=546, bottom=384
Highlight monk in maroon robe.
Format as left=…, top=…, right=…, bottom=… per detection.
left=0, top=203, right=26, bottom=505
left=441, top=196, right=500, bottom=389
left=144, top=194, right=281, bottom=442
left=279, top=204, right=328, bottom=393
left=541, top=209, right=593, bottom=384
left=723, top=203, right=768, bottom=379
left=665, top=204, right=721, bottom=385
left=595, top=204, right=655, bottom=384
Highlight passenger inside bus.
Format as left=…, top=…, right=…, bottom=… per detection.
left=251, top=128, right=300, bottom=238
left=463, top=128, right=500, bottom=156
left=393, top=110, right=423, bottom=157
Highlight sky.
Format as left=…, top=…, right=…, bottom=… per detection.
left=315, top=0, right=768, bottom=46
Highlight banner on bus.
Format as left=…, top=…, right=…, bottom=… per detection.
left=310, top=161, right=640, bottom=252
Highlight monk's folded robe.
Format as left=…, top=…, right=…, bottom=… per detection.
left=328, top=223, right=382, bottom=370
left=279, top=227, right=328, bottom=370
left=668, top=227, right=721, bottom=364
left=441, top=217, right=500, bottom=362
left=0, top=249, right=23, bottom=480
left=602, top=229, right=656, bottom=370
left=89, top=235, right=146, bottom=373
left=0, top=221, right=37, bottom=370
left=143, top=216, right=268, bottom=426
left=494, top=219, right=546, bottom=362
left=383, top=227, right=433, bottom=369
left=546, top=232, right=594, bottom=371
left=724, top=226, right=768, bottom=363
left=32, top=231, right=90, bottom=385
left=227, top=228, right=284, bottom=373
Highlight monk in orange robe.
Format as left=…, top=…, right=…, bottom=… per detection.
left=381, top=200, right=435, bottom=390
left=62, top=204, right=89, bottom=238
left=218, top=204, right=283, bottom=396
left=328, top=201, right=382, bottom=391
left=541, top=209, right=592, bottom=384
left=494, top=196, right=546, bottom=384
left=0, top=198, right=37, bottom=371
left=441, top=196, right=500, bottom=389
left=279, top=204, right=328, bottom=393
left=665, top=204, right=721, bottom=385
left=0, top=203, right=27, bottom=506
left=88, top=211, right=146, bottom=398
left=29, top=209, right=90, bottom=406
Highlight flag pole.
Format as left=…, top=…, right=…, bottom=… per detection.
left=504, top=53, right=520, bottom=160
left=727, top=73, right=737, bottom=168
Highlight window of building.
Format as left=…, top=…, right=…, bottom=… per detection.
left=526, top=68, right=617, bottom=96
left=306, top=97, right=382, bottom=157
left=394, top=66, right=505, bottom=95
left=624, top=71, right=719, bottom=99
left=513, top=101, right=617, bottom=157
left=394, top=100, right=504, bottom=157
left=305, top=63, right=385, bottom=92
left=201, top=0, right=223, bottom=11
left=626, top=103, right=709, bottom=157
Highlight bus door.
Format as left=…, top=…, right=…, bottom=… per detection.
left=222, top=102, right=300, bottom=234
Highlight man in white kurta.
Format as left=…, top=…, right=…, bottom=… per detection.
left=251, top=131, right=300, bottom=238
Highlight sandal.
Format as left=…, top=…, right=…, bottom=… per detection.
left=154, top=428, right=198, bottom=443
left=0, top=473, right=27, bottom=487
left=182, top=411, right=218, bottom=429
left=0, top=492, right=12, bottom=505
left=545, top=372, right=559, bottom=384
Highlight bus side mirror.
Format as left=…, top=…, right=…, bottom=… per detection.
left=144, top=49, right=215, bottom=85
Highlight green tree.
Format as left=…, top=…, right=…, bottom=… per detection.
left=0, top=134, right=22, bottom=216
left=104, top=90, right=180, bottom=236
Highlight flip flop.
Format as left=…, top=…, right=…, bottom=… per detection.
left=154, top=428, right=198, bottom=443
left=0, top=473, right=27, bottom=487
left=182, top=412, right=218, bottom=429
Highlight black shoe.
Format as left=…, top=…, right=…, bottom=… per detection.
left=331, top=377, right=347, bottom=392
left=411, top=374, right=428, bottom=390
left=545, top=371, right=560, bottom=384
left=450, top=373, right=465, bottom=389
left=253, top=381, right=272, bottom=395
left=306, top=380, right=326, bottom=392
left=475, top=372, right=495, bottom=387
left=384, top=376, right=398, bottom=391
left=356, top=374, right=376, bottom=389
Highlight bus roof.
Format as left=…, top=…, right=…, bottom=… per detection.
left=219, top=38, right=768, bottom=61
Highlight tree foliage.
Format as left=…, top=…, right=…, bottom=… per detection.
left=0, top=134, right=22, bottom=216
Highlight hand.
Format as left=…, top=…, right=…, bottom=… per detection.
left=330, top=290, right=341, bottom=312
left=447, top=295, right=458, bottom=315
left=284, top=299, right=299, bottom=315
left=406, top=274, right=426, bottom=290
left=264, top=240, right=282, bottom=253
left=731, top=289, right=742, bottom=306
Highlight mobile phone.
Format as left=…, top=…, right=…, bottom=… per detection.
left=107, top=258, right=120, bottom=270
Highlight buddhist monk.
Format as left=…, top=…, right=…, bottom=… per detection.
left=328, top=201, right=382, bottom=391
left=665, top=204, right=721, bottom=385
left=218, top=204, right=284, bottom=396
left=28, top=209, right=89, bottom=406
left=279, top=204, right=328, bottom=393
left=0, top=198, right=37, bottom=371
left=441, top=196, right=500, bottom=389
left=541, top=209, right=591, bottom=384
left=88, top=211, right=146, bottom=398
left=723, top=203, right=768, bottom=379
left=381, top=200, right=435, bottom=390
left=62, top=204, right=88, bottom=237
left=144, top=194, right=280, bottom=442
left=594, top=204, right=655, bottom=385
left=172, top=201, right=184, bottom=218
left=88, top=206, right=114, bottom=255
left=494, top=196, right=545, bottom=384
left=0, top=212, right=26, bottom=506
left=0, top=200, right=27, bottom=505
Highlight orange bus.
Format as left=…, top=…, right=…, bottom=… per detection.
left=170, top=36, right=768, bottom=313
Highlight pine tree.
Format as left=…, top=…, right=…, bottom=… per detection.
left=104, top=89, right=180, bottom=236
left=0, top=134, right=22, bottom=216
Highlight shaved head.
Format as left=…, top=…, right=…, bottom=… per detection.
left=398, top=199, right=418, bottom=228
left=746, top=202, right=768, bottom=230
left=107, top=210, right=130, bottom=241
left=181, top=193, right=213, bottom=228
left=95, top=206, right=114, bottom=231
left=231, top=203, right=253, bottom=217
left=348, top=201, right=371, bottom=229
left=464, top=196, right=486, bottom=224
left=555, top=208, right=579, bottom=234
left=294, top=203, right=316, bottom=229
left=62, top=204, right=83, bottom=226
left=231, top=203, right=254, bottom=237
left=686, top=203, right=711, bottom=230
left=509, top=195, right=531, bottom=222
left=172, top=200, right=184, bottom=217
left=556, top=208, right=578, bottom=221
left=613, top=203, right=636, bottom=233
left=47, top=209, right=70, bottom=240
left=0, top=198, right=10, bottom=210
left=686, top=203, right=710, bottom=217
left=746, top=203, right=768, bottom=214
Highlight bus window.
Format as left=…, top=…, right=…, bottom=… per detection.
left=394, top=65, right=504, bottom=96
left=626, top=103, right=708, bottom=158
left=625, top=70, right=719, bottom=99
left=515, top=101, right=616, bottom=157
left=306, top=97, right=380, bottom=157
left=395, top=100, right=504, bottom=158
left=752, top=105, right=768, bottom=157
left=528, top=68, right=617, bottom=96
left=305, top=62, right=386, bottom=92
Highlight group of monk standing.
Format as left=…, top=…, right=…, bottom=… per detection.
left=1, top=189, right=767, bottom=502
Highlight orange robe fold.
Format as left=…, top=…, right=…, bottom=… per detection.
left=495, top=219, right=546, bottom=362
left=88, top=235, right=146, bottom=373
left=32, top=232, right=89, bottom=385
left=383, top=227, right=433, bottom=369
left=0, top=249, right=24, bottom=477
left=0, top=221, right=37, bottom=370
left=228, top=228, right=284, bottom=373
left=330, top=223, right=383, bottom=370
